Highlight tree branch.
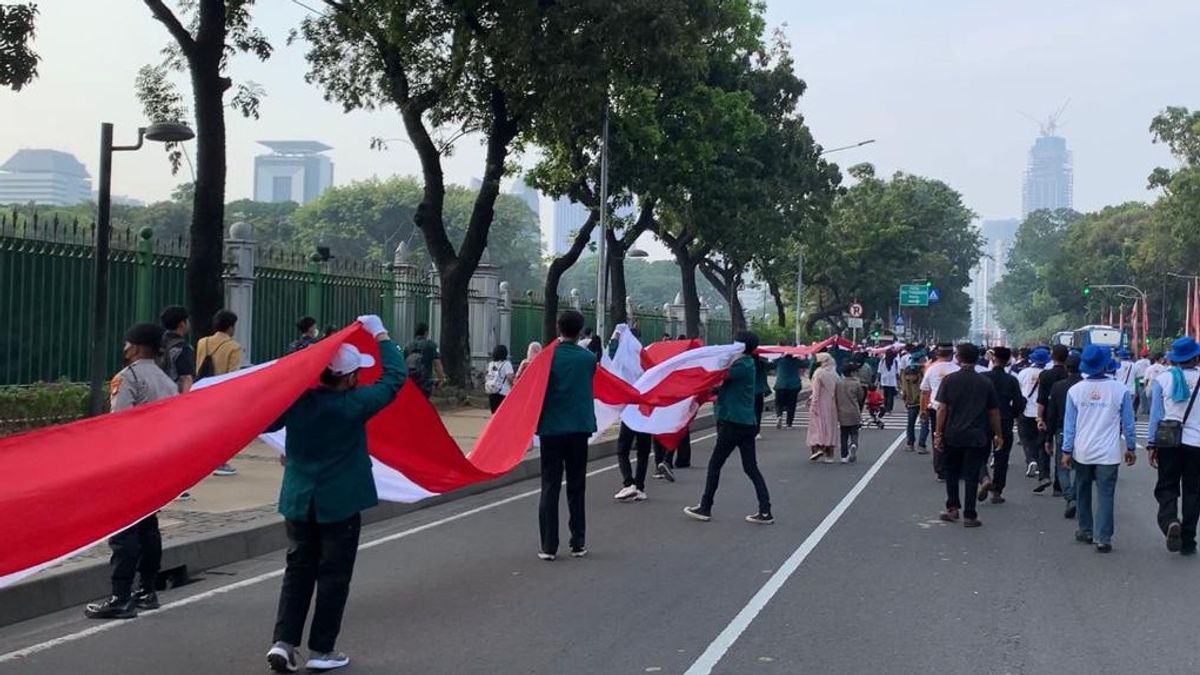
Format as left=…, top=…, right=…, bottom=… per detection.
left=143, top=0, right=196, bottom=55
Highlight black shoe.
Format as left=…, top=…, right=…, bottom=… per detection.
left=1033, top=479, right=1053, bottom=494
left=570, top=546, right=588, bottom=558
left=1074, top=530, right=1093, bottom=544
left=1180, top=545, right=1197, bottom=556
left=1166, top=521, right=1182, bottom=553
left=1052, top=488, right=1063, bottom=498
left=84, top=596, right=137, bottom=620
left=132, top=588, right=159, bottom=610
left=1095, top=543, right=1113, bottom=553
left=1064, top=502, right=1077, bottom=519
left=657, top=462, right=676, bottom=483
left=745, top=512, right=775, bottom=525
left=684, top=505, right=712, bottom=522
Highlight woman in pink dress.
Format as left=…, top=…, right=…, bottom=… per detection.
left=807, top=352, right=840, bottom=461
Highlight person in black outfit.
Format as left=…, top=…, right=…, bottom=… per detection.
left=1044, top=354, right=1083, bottom=519
left=1034, top=344, right=1071, bottom=493
left=934, top=343, right=1002, bottom=527
left=980, top=347, right=1025, bottom=504
left=614, top=422, right=653, bottom=500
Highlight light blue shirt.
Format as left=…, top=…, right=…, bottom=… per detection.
left=1063, top=375, right=1135, bottom=464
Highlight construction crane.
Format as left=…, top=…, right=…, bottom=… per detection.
left=1020, top=99, right=1071, bottom=137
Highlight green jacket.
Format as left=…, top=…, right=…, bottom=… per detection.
left=773, top=356, right=802, bottom=391
left=755, top=358, right=771, bottom=395
left=537, top=341, right=597, bottom=437
left=270, top=339, right=406, bottom=523
left=716, top=355, right=756, bottom=426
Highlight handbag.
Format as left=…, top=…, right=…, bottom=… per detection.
left=1155, top=376, right=1200, bottom=449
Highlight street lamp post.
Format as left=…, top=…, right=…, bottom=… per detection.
left=88, top=121, right=195, bottom=416
left=595, top=105, right=612, bottom=342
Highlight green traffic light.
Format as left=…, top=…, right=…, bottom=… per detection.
left=1082, top=286, right=1091, bottom=296
left=925, top=280, right=932, bottom=287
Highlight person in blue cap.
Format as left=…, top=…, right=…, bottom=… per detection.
left=1017, top=347, right=1051, bottom=479
left=1146, top=336, right=1200, bottom=555
left=1061, top=345, right=1138, bottom=553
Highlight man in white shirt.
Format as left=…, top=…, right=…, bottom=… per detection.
left=920, top=343, right=960, bottom=478
left=1146, top=337, right=1200, bottom=555
left=1061, top=345, right=1138, bottom=553
left=1017, top=347, right=1050, bottom=478
left=1115, top=348, right=1138, bottom=407
left=1142, top=352, right=1167, bottom=414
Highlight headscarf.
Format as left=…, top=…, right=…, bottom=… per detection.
left=526, top=341, right=542, bottom=360
left=814, top=352, right=839, bottom=393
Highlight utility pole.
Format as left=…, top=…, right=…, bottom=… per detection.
left=594, top=104, right=611, bottom=342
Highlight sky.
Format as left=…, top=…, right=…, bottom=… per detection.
left=2, top=0, right=1198, bottom=251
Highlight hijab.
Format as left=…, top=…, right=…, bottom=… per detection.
left=525, top=341, right=542, bottom=361
left=814, top=352, right=839, bottom=392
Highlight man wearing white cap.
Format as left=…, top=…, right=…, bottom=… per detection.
left=266, top=315, right=405, bottom=673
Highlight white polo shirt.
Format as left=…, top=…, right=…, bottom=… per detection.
left=1116, top=360, right=1136, bottom=394
left=1065, top=378, right=1133, bottom=465
left=920, top=361, right=959, bottom=410
left=1017, top=364, right=1045, bottom=418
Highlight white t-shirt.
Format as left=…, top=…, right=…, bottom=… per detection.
left=898, top=353, right=911, bottom=371
left=1133, top=358, right=1150, bottom=384
left=1143, top=363, right=1166, bottom=390
left=485, top=359, right=514, bottom=396
left=920, top=361, right=959, bottom=410
left=1017, top=365, right=1045, bottom=418
left=1153, top=368, right=1200, bottom=447
left=878, top=360, right=899, bottom=387
left=1066, top=378, right=1133, bottom=464
left=1115, top=360, right=1136, bottom=394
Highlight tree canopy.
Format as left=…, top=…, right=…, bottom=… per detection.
left=0, top=2, right=38, bottom=91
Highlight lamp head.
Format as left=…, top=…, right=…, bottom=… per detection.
left=144, top=122, right=195, bottom=143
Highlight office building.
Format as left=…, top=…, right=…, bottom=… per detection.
left=0, top=149, right=92, bottom=206
left=1021, top=133, right=1073, bottom=217
left=509, top=175, right=540, bottom=218
left=252, top=141, right=334, bottom=205
left=969, top=218, right=1019, bottom=343
left=552, top=196, right=593, bottom=255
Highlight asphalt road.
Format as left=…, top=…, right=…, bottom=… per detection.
left=2, top=412, right=1197, bottom=674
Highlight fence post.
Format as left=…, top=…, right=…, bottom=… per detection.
left=381, top=261, right=396, bottom=331
left=570, top=288, right=581, bottom=311
left=499, top=281, right=512, bottom=356
left=427, top=265, right=441, bottom=344
left=135, top=227, right=154, bottom=322
left=225, top=219, right=256, bottom=365
left=468, top=249, right=501, bottom=380
left=306, top=255, right=323, bottom=329
left=392, top=242, right=418, bottom=339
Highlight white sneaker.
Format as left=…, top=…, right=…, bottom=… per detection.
left=266, top=642, right=299, bottom=673
left=839, top=456, right=849, bottom=464
left=537, top=552, right=556, bottom=561
left=756, top=433, right=763, bottom=440
left=849, top=444, right=858, bottom=463
left=776, top=417, right=783, bottom=429
left=1026, top=461, right=1038, bottom=478
left=633, top=489, right=647, bottom=501
left=614, top=485, right=638, bottom=500
left=306, top=651, right=349, bottom=670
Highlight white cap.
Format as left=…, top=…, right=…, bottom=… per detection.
left=328, top=344, right=375, bottom=376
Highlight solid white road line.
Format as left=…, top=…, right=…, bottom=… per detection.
left=683, top=431, right=906, bottom=675
left=0, top=432, right=717, bottom=663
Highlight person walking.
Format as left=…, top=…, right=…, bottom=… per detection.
left=536, top=311, right=597, bottom=560
left=1147, top=336, right=1200, bottom=555
left=921, top=343, right=960, bottom=480
left=84, top=323, right=180, bottom=620
left=484, top=345, right=514, bottom=413
left=1034, top=345, right=1070, bottom=493
left=684, top=330, right=773, bottom=524
left=196, top=310, right=243, bottom=477
left=879, top=349, right=900, bottom=413
left=1061, top=345, right=1137, bottom=553
left=934, top=343, right=1002, bottom=528
left=1142, top=352, right=1167, bottom=413
left=286, top=317, right=319, bottom=354
left=772, top=350, right=803, bottom=429
left=901, top=359, right=925, bottom=452
left=158, top=305, right=195, bottom=394
left=979, top=347, right=1025, bottom=504
left=1016, top=347, right=1050, bottom=479
left=405, top=323, right=444, bottom=398
left=807, top=352, right=840, bottom=462
left=835, top=363, right=865, bottom=463
left=516, top=341, right=542, bottom=382
left=1044, top=354, right=1083, bottom=518
left=264, top=315, right=403, bottom=672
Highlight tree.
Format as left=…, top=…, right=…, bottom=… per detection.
left=138, top=0, right=272, bottom=337
left=0, top=2, right=38, bottom=90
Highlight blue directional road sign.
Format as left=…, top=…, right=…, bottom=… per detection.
left=894, top=315, right=905, bottom=331
left=927, top=288, right=941, bottom=304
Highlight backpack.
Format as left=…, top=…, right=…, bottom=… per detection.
left=405, top=346, right=427, bottom=390
left=157, top=331, right=185, bottom=382
left=484, top=361, right=506, bottom=395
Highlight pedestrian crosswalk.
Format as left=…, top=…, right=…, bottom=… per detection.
left=769, top=410, right=1154, bottom=442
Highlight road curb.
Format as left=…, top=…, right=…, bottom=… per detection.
left=0, top=414, right=720, bottom=628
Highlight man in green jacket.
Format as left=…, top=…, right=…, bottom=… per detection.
left=685, top=330, right=774, bottom=524
left=773, top=350, right=803, bottom=429
left=537, top=310, right=598, bottom=560
left=266, top=314, right=405, bottom=673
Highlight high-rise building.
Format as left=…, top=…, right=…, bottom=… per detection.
left=969, top=218, right=1020, bottom=343
left=552, top=196, right=593, bottom=255
left=253, top=141, right=334, bottom=205
left=509, top=175, right=540, bottom=218
left=0, top=149, right=92, bottom=206
left=1021, top=133, right=1073, bottom=217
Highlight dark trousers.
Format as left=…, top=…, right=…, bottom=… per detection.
left=1035, top=426, right=1053, bottom=481
left=839, top=425, right=860, bottom=458
left=700, top=422, right=771, bottom=515
left=929, top=407, right=945, bottom=477
left=273, top=511, right=361, bottom=653
left=906, top=405, right=920, bottom=446
left=990, top=423, right=1015, bottom=494
left=108, top=514, right=162, bottom=600
left=775, top=389, right=799, bottom=427
left=539, top=433, right=589, bottom=554
left=1155, top=444, right=1200, bottom=549
left=617, top=423, right=651, bottom=490
left=944, top=445, right=989, bottom=519
left=487, top=393, right=505, bottom=413
left=654, top=431, right=692, bottom=469
left=754, top=394, right=765, bottom=433
left=1017, top=416, right=1041, bottom=466
left=883, top=386, right=897, bottom=412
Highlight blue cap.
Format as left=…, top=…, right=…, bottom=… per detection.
left=1029, top=347, right=1051, bottom=365
left=1167, top=336, right=1200, bottom=364
left=1080, top=345, right=1111, bottom=376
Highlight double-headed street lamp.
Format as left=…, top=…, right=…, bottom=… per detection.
left=88, top=121, right=195, bottom=416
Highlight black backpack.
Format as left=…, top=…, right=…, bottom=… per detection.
left=405, top=344, right=427, bottom=390
left=156, top=331, right=186, bottom=382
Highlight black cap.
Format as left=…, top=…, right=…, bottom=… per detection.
left=125, top=322, right=164, bottom=349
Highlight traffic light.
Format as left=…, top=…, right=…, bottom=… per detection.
left=925, top=280, right=932, bottom=288
left=1082, top=285, right=1091, bottom=297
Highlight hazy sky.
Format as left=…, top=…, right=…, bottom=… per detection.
left=2, top=0, right=1197, bottom=237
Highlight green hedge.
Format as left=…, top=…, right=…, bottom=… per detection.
left=0, top=381, right=91, bottom=436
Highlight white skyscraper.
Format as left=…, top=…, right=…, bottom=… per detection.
left=0, top=149, right=92, bottom=206
left=253, top=141, right=334, bottom=205
left=552, top=196, right=593, bottom=255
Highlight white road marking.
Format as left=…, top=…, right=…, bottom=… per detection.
left=0, top=432, right=717, bottom=663
left=683, top=432, right=906, bottom=675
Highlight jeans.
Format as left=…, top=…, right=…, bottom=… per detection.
left=273, top=511, right=361, bottom=653
left=883, top=386, right=897, bottom=413
left=108, top=514, right=162, bottom=600
left=840, top=425, right=860, bottom=458
left=1017, top=416, right=1041, bottom=467
left=906, top=405, right=920, bottom=447
left=929, top=408, right=945, bottom=478
left=944, top=446, right=989, bottom=519
left=539, top=433, right=589, bottom=554
left=917, top=407, right=931, bottom=449
left=1154, top=444, right=1200, bottom=550
left=991, top=423, right=1015, bottom=494
left=617, top=423, right=651, bottom=490
left=699, top=422, right=771, bottom=515
left=774, top=389, right=799, bottom=427
left=654, top=432, right=693, bottom=469
left=1053, top=432, right=1074, bottom=504
left=1074, top=462, right=1119, bottom=545
left=754, top=394, right=765, bottom=434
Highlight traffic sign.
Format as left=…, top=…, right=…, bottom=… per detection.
left=928, top=288, right=941, bottom=304
left=899, top=284, right=929, bottom=307
left=846, top=317, right=864, bottom=329
left=894, top=315, right=905, bottom=326
left=848, top=302, right=863, bottom=318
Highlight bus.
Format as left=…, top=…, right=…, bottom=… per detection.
left=1071, top=325, right=1128, bottom=351
left=1050, top=331, right=1074, bottom=348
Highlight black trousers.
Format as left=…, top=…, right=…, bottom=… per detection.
left=108, top=514, right=162, bottom=600
left=700, top=422, right=771, bottom=515
left=1155, top=444, right=1200, bottom=549
left=774, top=389, right=799, bottom=427
left=754, top=394, right=766, bottom=433
left=839, top=425, right=860, bottom=458
left=617, top=423, right=652, bottom=489
left=1017, top=416, right=1041, bottom=466
left=273, top=511, right=362, bottom=653
left=990, top=423, right=1015, bottom=494
left=487, top=393, right=505, bottom=413
left=539, top=433, right=589, bottom=554
left=653, top=431, right=692, bottom=469
left=883, top=385, right=897, bottom=412
left=929, top=407, right=945, bottom=478
left=944, top=445, right=990, bottom=519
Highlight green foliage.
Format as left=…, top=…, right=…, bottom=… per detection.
left=559, top=255, right=727, bottom=312
left=0, top=381, right=91, bottom=436
left=0, top=2, right=38, bottom=91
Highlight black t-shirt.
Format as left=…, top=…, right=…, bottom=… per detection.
left=936, top=368, right=999, bottom=448
left=1037, top=364, right=1068, bottom=408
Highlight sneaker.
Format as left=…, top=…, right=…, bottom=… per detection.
left=657, top=462, right=676, bottom=483
left=212, top=463, right=238, bottom=476
left=977, top=481, right=991, bottom=502
left=756, top=433, right=763, bottom=440
left=1167, top=521, right=1183, bottom=553
left=938, top=509, right=960, bottom=522
left=570, top=547, right=588, bottom=558
left=633, top=489, right=648, bottom=501
left=1074, top=530, right=1094, bottom=544
left=175, top=491, right=193, bottom=502
left=1180, top=544, right=1197, bottom=556
left=1052, top=488, right=1063, bottom=498
left=1033, top=478, right=1053, bottom=494
left=839, top=455, right=849, bottom=464
left=776, top=417, right=784, bottom=430
left=84, top=596, right=137, bottom=620
left=963, top=518, right=982, bottom=528
left=132, top=588, right=159, bottom=610
left=652, top=471, right=667, bottom=480
left=848, top=444, right=858, bottom=463
left=1064, top=502, right=1077, bottom=520
left=917, top=446, right=930, bottom=455
left=684, top=505, right=712, bottom=522
left=614, top=485, right=638, bottom=500
left=267, top=641, right=300, bottom=673
left=1095, top=543, right=1113, bottom=554
left=1026, top=461, right=1038, bottom=477
left=809, top=451, right=823, bottom=462
left=306, top=651, right=350, bottom=670
left=990, top=492, right=1006, bottom=505
left=905, top=444, right=915, bottom=452
left=537, top=552, right=556, bottom=561
left=745, top=513, right=775, bottom=525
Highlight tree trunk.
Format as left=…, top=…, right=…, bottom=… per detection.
left=184, top=51, right=228, bottom=339
left=768, top=278, right=787, bottom=328
left=543, top=212, right=599, bottom=344
left=677, top=252, right=701, bottom=338
left=607, top=230, right=627, bottom=326
left=700, top=262, right=746, bottom=334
